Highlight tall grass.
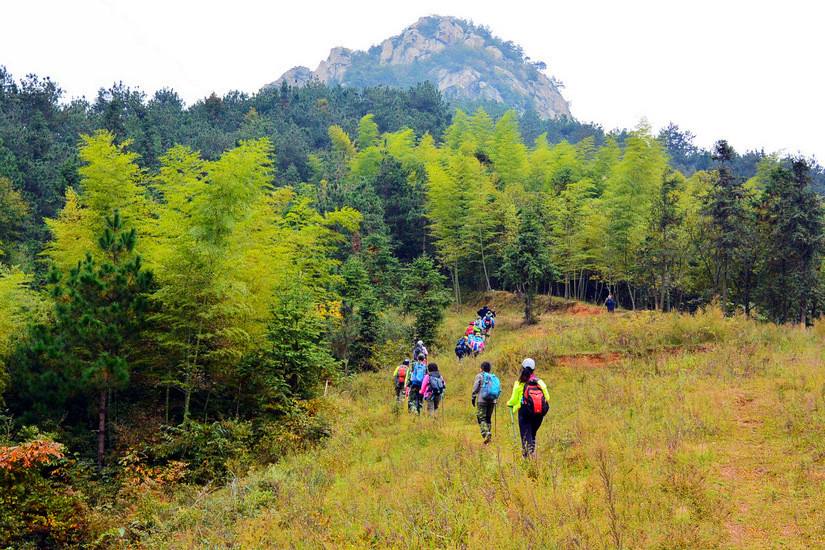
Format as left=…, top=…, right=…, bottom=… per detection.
left=140, top=301, right=825, bottom=548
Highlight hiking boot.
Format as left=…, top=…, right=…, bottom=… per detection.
left=483, top=434, right=492, bottom=445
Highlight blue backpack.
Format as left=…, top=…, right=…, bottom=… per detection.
left=410, top=361, right=427, bottom=386
left=480, top=372, right=501, bottom=401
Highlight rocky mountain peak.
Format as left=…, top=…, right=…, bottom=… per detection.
left=268, top=15, right=571, bottom=119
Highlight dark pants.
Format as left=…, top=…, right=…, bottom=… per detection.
left=425, top=394, right=441, bottom=415
left=408, top=385, right=423, bottom=414
left=476, top=401, right=495, bottom=440
left=518, top=407, right=544, bottom=457
left=394, top=383, right=404, bottom=402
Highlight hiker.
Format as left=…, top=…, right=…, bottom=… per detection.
left=420, top=362, right=446, bottom=416
left=477, top=305, right=491, bottom=319
left=406, top=354, right=428, bottom=414
left=605, top=293, right=616, bottom=313
left=471, top=361, right=501, bottom=444
left=468, top=332, right=485, bottom=356
left=455, top=335, right=471, bottom=360
left=392, top=359, right=410, bottom=402
left=464, top=321, right=475, bottom=336
left=481, top=314, right=493, bottom=335
left=507, top=358, right=550, bottom=458
left=412, top=340, right=428, bottom=362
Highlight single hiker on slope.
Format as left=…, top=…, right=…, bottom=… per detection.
left=605, top=293, right=616, bottom=313
left=406, top=354, right=428, bottom=415
left=455, top=335, right=471, bottom=360
left=471, top=361, right=501, bottom=444
left=392, top=359, right=410, bottom=403
left=412, top=340, right=428, bottom=362
left=507, top=358, right=550, bottom=458
left=420, top=362, right=446, bottom=416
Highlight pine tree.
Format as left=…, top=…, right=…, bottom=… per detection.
left=756, top=159, right=824, bottom=323
left=703, top=140, right=746, bottom=314
left=402, top=256, right=451, bottom=345
left=41, top=211, right=151, bottom=468
left=500, top=206, right=556, bottom=324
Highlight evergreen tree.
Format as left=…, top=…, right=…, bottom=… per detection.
left=756, top=159, right=824, bottom=323
left=499, top=206, right=556, bottom=324
left=703, top=140, right=746, bottom=314
left=22, top=212, right=152, bottom=468
left=250, top=283, right=338, bottom=413
left=401, top=256, right=451, bottom=345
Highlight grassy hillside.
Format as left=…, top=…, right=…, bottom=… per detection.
left=141, top=296, right=825, bottom=548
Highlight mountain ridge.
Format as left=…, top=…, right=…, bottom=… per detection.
left=268, top=15, right=572, bottom=119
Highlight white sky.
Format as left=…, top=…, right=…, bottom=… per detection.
left=2, top=0, right=823, bottom=159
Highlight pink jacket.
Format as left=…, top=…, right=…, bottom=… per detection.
left=419, top=373, right=446, bottom=399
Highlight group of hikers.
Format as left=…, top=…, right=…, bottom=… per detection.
left=390, top=305, right=551, bottom=458
left=391, top=340, right=445, bottom=416
left=454, top=305, right=497, bottom=360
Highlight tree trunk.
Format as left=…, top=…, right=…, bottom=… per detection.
left=627, top=281, right=636, bottom=311
left=97, top=386, right=107, bottom=470
left=183, top=371, right=192, bottom=423
left=452, top=263, right=461, bottom=305
left=524, top=291, right=534, bottom=325
left=164, top=384, right=170, bottom=424
left=480, top=242, right=492, bottom=292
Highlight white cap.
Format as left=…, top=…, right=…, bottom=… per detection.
left=522, top=358, right=536, bottom=370
left=417, top=340, right=424, bottom=346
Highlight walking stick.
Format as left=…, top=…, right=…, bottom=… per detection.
left=509, top=407, right=519, bottom=446
left=493, top=402, right=497, bottom=439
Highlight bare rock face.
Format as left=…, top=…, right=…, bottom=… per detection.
left=267, top=15, right=572, bottom=119
left=272, top=66, right=315, bottom=87
left=315, top=47, right=354, bottom=83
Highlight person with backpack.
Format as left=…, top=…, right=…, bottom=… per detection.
left=506, top=358, right=550, bottom=458
left=392, top=359, right=410, bottom=402
left=406, top=354, right=428, bottom=414
left=455, top=336, right=471, bottom=360
left=412, top=340, right=428, bottom=363
left=605, top=293, right=616, bottom=313
left=471, top=361, right=501, bottom=444
left=420, top=362, right=446, bottom=416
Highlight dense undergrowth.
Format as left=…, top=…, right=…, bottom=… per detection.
left=137, top=298, right=825, bottom=548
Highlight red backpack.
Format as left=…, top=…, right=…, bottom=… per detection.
left=522, top=380, right=549, bottom=416
left=397, top=366, right=407, bottom=385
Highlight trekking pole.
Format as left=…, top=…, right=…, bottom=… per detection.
left=509, top=407, right=519, bottom=447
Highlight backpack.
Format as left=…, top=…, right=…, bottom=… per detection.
left=428, top=372, right=445, bottom=396
left=396, top=365, right=407, bottom=385
left=522, top=380, right=549, bottom=416
left=410, top=361, right=427, bottom=386
left=480, top=372, right=501, bottom=401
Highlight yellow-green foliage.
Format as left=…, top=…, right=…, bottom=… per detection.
left=0, top=268, right=46, bottom=394
left=138, top=303, right=825, bottom=548
left=44, top=131, right=149, bottom=271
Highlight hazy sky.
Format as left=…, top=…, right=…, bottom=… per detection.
left=3, top=0, right=823, bottom=159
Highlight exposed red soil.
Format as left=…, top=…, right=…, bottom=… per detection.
left=565, top=303, right=604, bottom=316
left=554, top=352, right=623, bottom=368
left=552, top=344, right=712, bottom=368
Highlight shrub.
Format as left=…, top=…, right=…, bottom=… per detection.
left=0, top=437, right=90, bottom=548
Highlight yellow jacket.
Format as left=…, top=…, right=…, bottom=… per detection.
left=506, top=378, right=550, bottom=412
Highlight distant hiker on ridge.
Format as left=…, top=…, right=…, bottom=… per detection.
left=507, top=358, right=550, bottom=458
left=471, top=361, right=501, bottom=444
